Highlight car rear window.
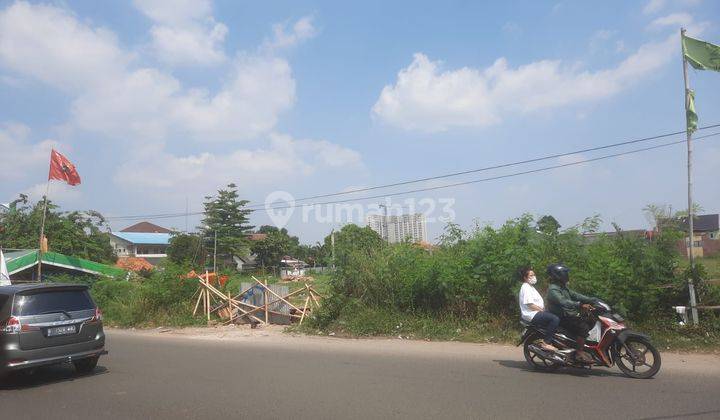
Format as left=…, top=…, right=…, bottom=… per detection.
left=0, top=294, right=8, bottom=311
left=13, top=290, right=95, bottom=316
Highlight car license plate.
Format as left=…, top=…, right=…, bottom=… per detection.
left=47, top=325, right=77, bottom=337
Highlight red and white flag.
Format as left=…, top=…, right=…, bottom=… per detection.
left=48, top=149, right=81, bottom=186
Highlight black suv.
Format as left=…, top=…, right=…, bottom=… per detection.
left=0, top=283, right=106, bottom=375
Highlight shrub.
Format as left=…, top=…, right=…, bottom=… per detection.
left=325, top=216, right=689, bottom=322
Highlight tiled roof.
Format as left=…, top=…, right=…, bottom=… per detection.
left=120, top=221, right=172, bottom=233
left=116, top=257, right=154, bottom=271
left=247, top=233, right=268, bottom=241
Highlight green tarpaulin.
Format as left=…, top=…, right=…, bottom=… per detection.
left=5, top=250, right=124, bottom=278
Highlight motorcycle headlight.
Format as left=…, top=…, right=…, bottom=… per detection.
left=612, top=313, right=624, bottom=322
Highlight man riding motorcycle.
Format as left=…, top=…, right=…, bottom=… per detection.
left=545, top=263, right=598, bottom=363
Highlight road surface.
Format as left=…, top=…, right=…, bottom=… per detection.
left=1, top=327, right=719, bottom=419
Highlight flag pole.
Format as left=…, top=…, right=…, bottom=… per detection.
left=681, top=28, right=699, bottom=325
left=37, top=178, right=51, bottom=282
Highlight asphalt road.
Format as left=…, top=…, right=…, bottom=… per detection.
left=1, top=328, right=719, bottom=419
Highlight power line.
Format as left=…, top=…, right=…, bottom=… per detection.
left=105, top=130, right=720, bottom=221
left=227, top=132, right=720, bottom=212
left=254, top=123, right=720, bottom=207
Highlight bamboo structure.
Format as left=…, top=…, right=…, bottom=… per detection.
left=191, top=274, right=323, bottom=326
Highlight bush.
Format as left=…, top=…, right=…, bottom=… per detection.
left=89, top=263, right=204, bottom=327
left=324, top=216, right=688, bottom=322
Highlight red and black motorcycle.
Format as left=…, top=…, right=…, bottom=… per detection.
left=518, top=301, right=662, bottom=379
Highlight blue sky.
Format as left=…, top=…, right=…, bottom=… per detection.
left=0, top=0, right=719, bottom=243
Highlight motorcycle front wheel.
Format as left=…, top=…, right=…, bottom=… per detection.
left=523, top=332, right=561, bottom=371
left=615, top=337, right=662, bottom=379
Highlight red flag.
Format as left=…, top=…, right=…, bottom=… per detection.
left=48, top=149, right=81, bottom=186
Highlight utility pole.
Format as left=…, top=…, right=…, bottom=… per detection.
left=379, top=204, right=389, bottom=244
left=330, top=229, right=336, bottom=270
left=37, top=181, right=50, bottom=282
left=185, top=196, right=189, bottom=233
left=213, top=230, right=218, bottom=274
left=681, top=28, right=699, bottom=325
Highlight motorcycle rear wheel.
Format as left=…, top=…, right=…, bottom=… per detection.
left=523, top=332, right=561, bottom=371
left=616, top=337, right=661, bottom=379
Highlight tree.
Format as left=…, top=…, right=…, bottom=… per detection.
left=642, top=202, right=703, bottom=231
left=536, top=215, right=561, bottom=235
left=322, top=224, right=383, bottom=268
left=200, top=184, right=254, bottom=265
left=642, top=203, right=672, bottom=230
left=295, top=243, right=324, bottom=266
left=0, top=195, right=115, bottom=263
left=673, top=202, right=704, bottom=218
left=251, top=225, right=304, bottom=267
left=167, top=233, right=204, bottom=267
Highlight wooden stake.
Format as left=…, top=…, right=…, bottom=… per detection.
left=205, top=271, right=211, bottom=324
left=264, top=278, right=269, bottom=325
left=227, top=290, right=233, bottom=321
left=299, top=296, right=310, bottom=325
left=308, top=287, right=325, bottom=299
left=193, top=288, right=204, bottom=316
left=309, top=290, right=321, bottom=309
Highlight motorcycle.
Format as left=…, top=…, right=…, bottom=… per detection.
left=518, top=301, right=662, bottom=379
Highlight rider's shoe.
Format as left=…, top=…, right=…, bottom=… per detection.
left=539, top=342, right=558, bottom=352
left=575, top=351, right=593, bottom=363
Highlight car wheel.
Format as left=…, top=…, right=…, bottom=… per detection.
left=73, top=356, right=99, bottom=374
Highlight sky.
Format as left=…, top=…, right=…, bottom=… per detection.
left=1, top=0, right=719, bottom=244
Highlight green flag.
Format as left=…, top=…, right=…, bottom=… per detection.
left=682, top=34, right=720, bottom=72
left=686, top=89, right=697, bottom=133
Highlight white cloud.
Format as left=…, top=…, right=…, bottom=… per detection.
left=71, top=55, right=296, bottom=141
left=264, top=16, right=317, bottom=50
left=25, top=181, right=82, bottom=205
left=557, top=153, right=586, bottom=165
left=643, top=0, right=666, bottom=15
left=0, top=2, right=129, bottom=92
left=134, top=0, right=227, bottom=66
left=114, top=133, right=362, bottom=192
left=0, top=123, right=58, bottom=181
left=0, top=2, right=361, bottom=205
left=372, top=33, right=679, bottom=132
left=649, top=12, right=693, bottom=29
left=0, top=2, right=296, bottom=142
left=133, top=0, right=212, bottom=24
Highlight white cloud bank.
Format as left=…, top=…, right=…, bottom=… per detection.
left=0, top=2, right=296, bottom=142
left=264, top=15, right=318, bottom=50
left=372, top=10, right=711, bottom=133
left=0, top=123, right=58, bottom=181
left=0, top=2, right=360, bottom=196
left=133, top=0, right=228, bottom=66
left=643, top=0, right=667, bottom=15
left=372, top=32, right=681, bottom=132
left=115, top=133, right=362, bottom=193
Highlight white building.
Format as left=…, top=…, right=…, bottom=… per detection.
left=109, top=221, right=172, bottom=266
left=367, top=213, right=427, bottom=244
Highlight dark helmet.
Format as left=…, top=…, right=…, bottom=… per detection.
left=547, top=263, right=570, bottom=284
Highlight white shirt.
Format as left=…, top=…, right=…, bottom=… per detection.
left=518, top=282, right=544, bottom=322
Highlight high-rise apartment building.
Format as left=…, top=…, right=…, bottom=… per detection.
left=367, top=213, right=427, bottom=244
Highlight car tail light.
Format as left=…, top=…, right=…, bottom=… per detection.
left=21, top=323, right=40, bottom=332
left=89, top=308, right=103, bottom=322
left=1, top=316, right=21, bottom=334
